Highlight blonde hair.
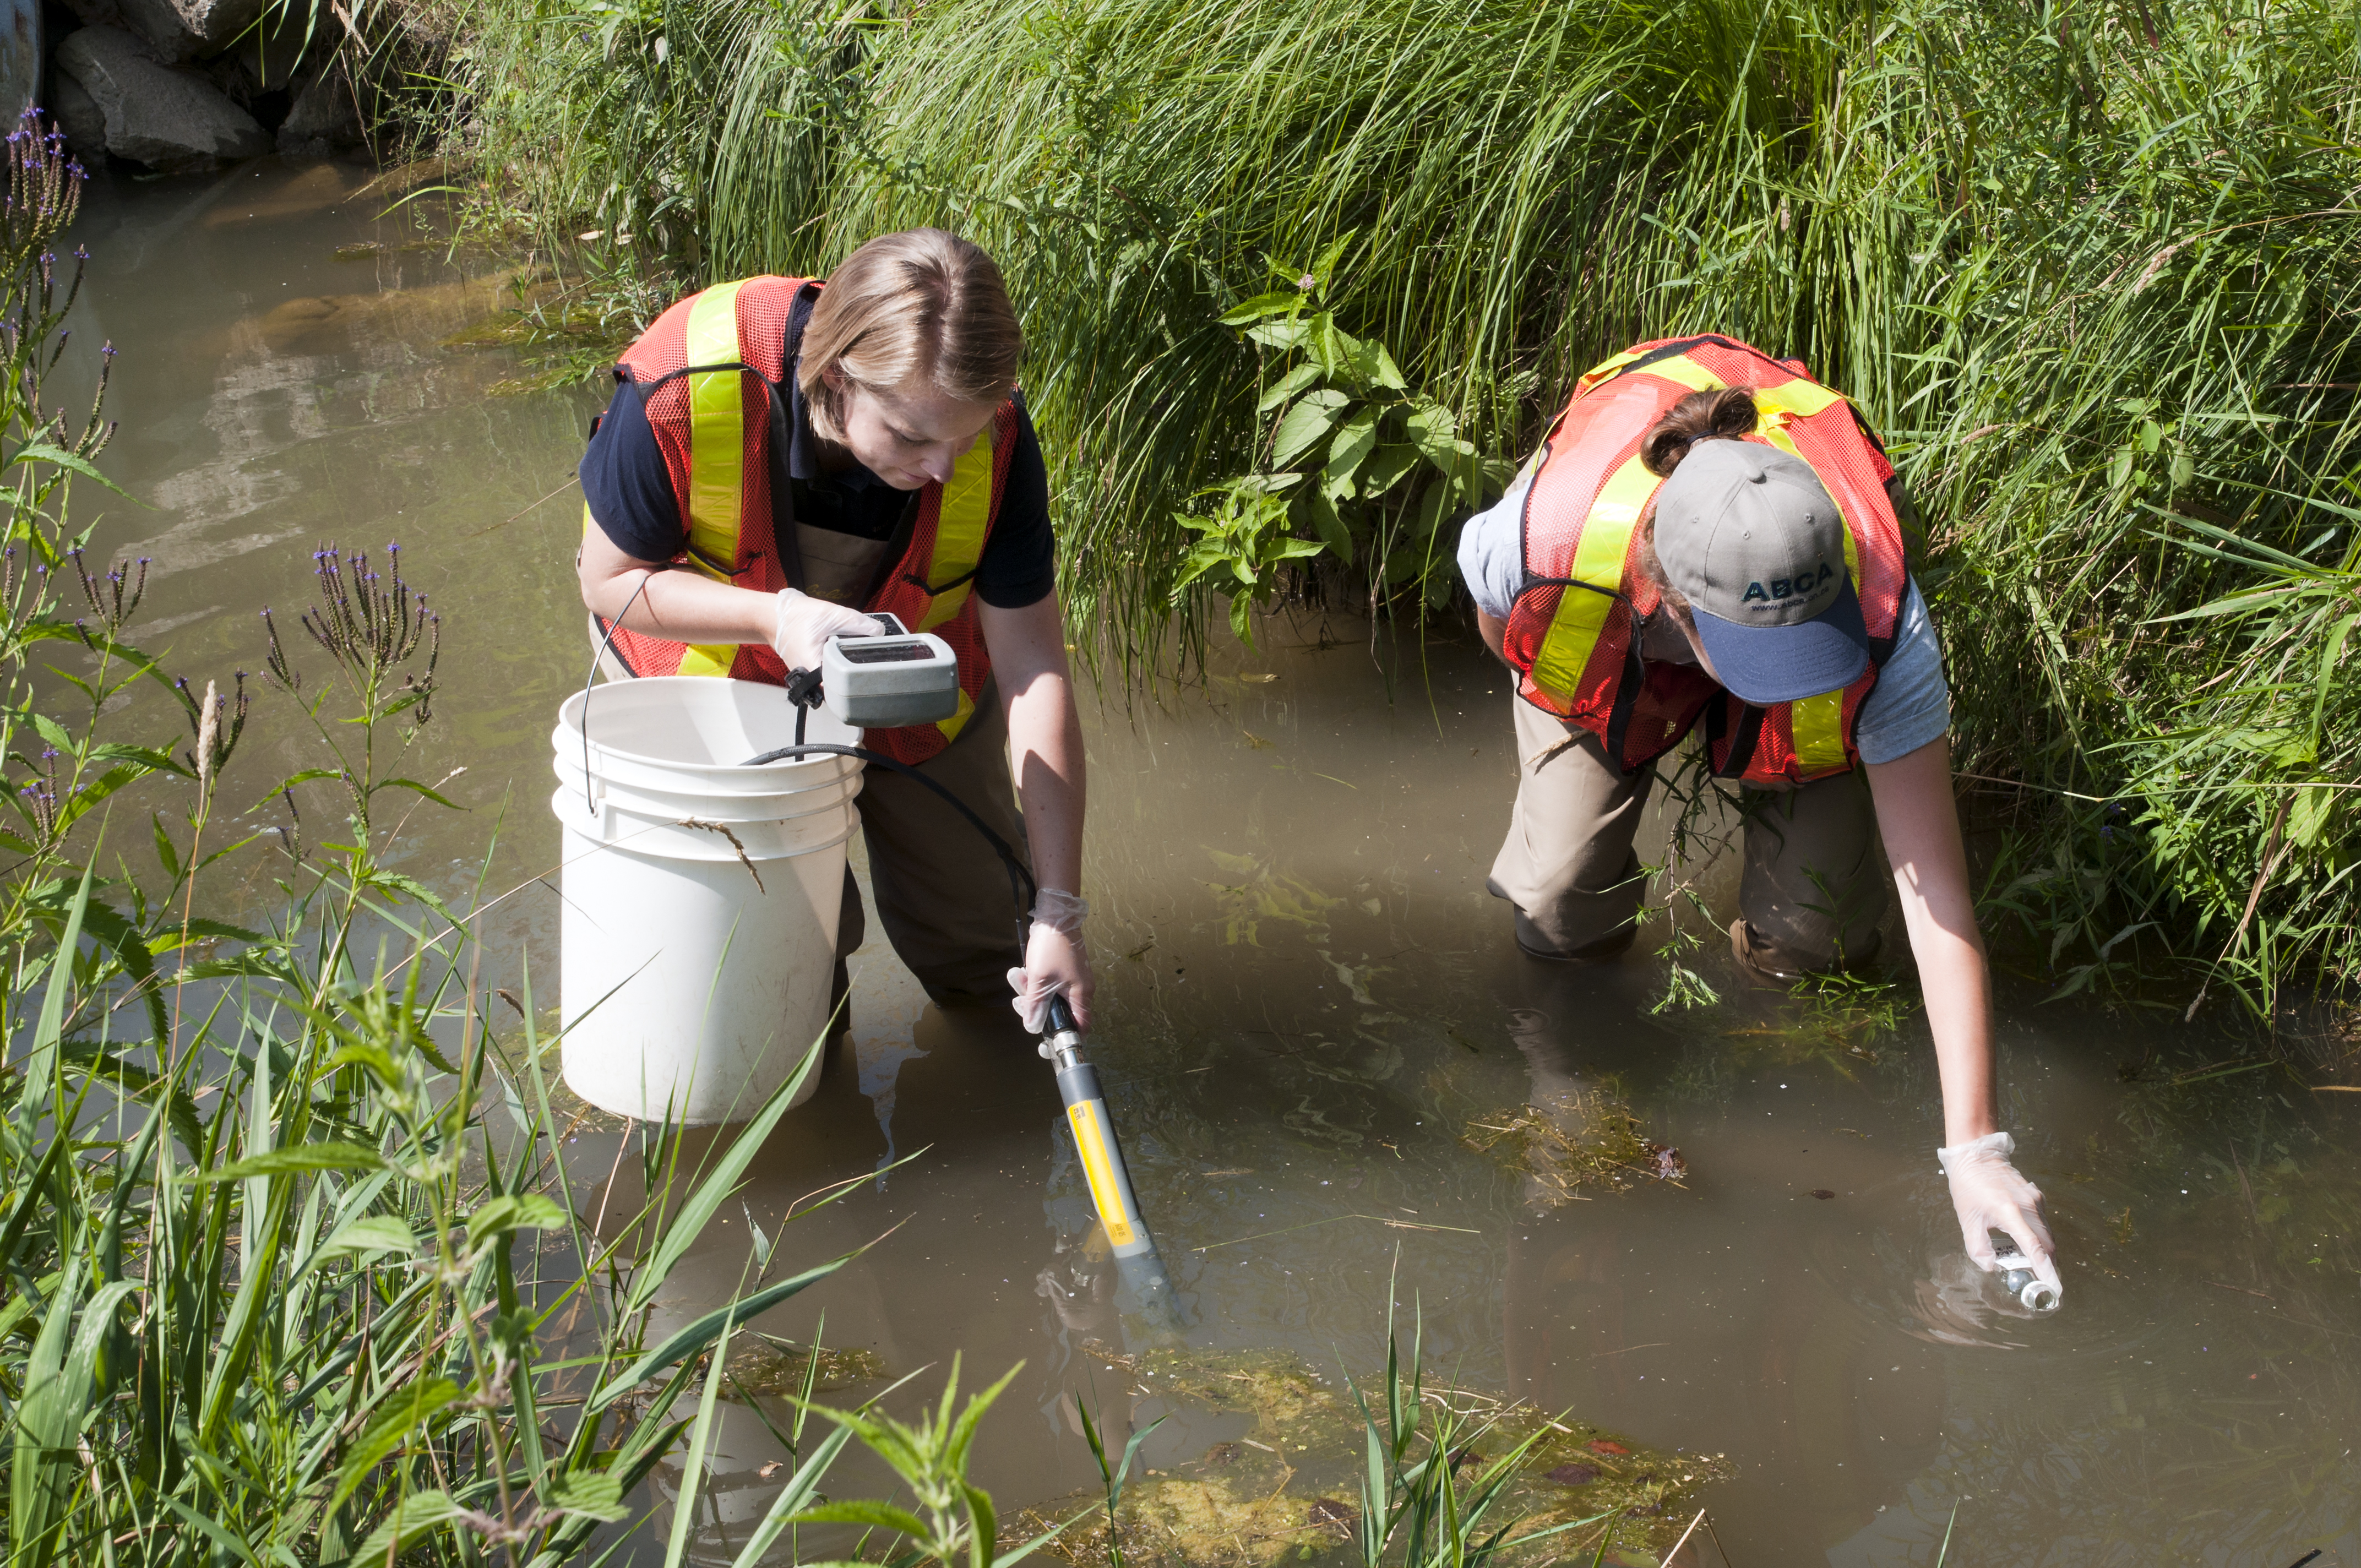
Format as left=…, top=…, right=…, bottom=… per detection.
left=799, top=228, right=1024, bottom=440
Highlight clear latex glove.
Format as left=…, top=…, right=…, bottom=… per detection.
left=1008, top=888, right=1092, bottom=1032
left=1938, top=1131, right=2063, bottom=1297
left=773, top=587, right=884, bottom=674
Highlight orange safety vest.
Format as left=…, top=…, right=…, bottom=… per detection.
left=590, top=275, right=1019, bottom=765
left=1500, top=336, right=1909, bottom=786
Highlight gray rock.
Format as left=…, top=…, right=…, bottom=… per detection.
left=102, top=0, right=264, bottom=61
left=275, top=57, right=357, bottom=156
left=55, top=25, right=269, bottom=170
left=50, top=72, right=106, bottom=160
left=233, top=0, right=319, bottom=92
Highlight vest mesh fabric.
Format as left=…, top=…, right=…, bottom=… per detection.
left=1503, top=335, right=1907, bottom=785
left=594, top=275, right=1016, bottom=765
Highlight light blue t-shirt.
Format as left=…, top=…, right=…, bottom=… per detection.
left=1455, top=467, right=1951, bottom=765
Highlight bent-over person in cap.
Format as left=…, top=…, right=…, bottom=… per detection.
left=1456, top=334, right=2063, bottom=1299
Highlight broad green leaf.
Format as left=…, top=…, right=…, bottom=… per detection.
left=2287, top=784, right=2336, bottom=851
left=1255, top=362, right=1323, bottom=413
left=349, top=1489, right=465, bottom=1564
left=1272, top=390, right=1350, bottom=467
left=1326, top=407, right=1379, bottom=492
left=379, top=777, right=467, bottom=810
left=151, top=813, right=182, bottom=883
left=1245, top=318, right=1309, bottom=352
left=1359, top=442, right=1422, bottom=499
left=191, top=1142, right=386, bottom=1182
left=1403, top=401, right=1461, bottom=466
left=1300, top=493, right=1354, bottom=565
left=333, top=1378, right=463, bottom=1508
left=319, top=1215, right=419, bottom=1256
left=794, top=1500, right=934, bottom=1539
left=9, top=443, right=143, bottom=501
left=1217, top=290, right=1304, bottom=326
left=466, top=1193, right=567, bottom=1241
left=547, top=1469, right=629, bottom=1521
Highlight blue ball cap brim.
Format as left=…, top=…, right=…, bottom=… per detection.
left=1689, top=571, right=1872, bottom=706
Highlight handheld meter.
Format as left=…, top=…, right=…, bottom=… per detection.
left=818, top=612, right=961, bottom=727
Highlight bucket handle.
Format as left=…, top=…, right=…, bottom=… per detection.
left=578, top=571, right=660, bottom=817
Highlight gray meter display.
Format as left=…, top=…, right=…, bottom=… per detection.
left=820, top=612, right=961, bottom=727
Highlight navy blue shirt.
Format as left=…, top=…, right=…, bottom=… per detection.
left=579, top=300, right=1057, bottom=609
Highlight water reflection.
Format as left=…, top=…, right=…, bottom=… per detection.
left=57, top=162, right=2361, bottom=1567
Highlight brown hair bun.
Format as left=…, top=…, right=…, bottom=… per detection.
left=1639, top=386, right=1759, bottom=477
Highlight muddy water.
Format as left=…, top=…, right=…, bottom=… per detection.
left=60, top=163, right=2361, bottom=1566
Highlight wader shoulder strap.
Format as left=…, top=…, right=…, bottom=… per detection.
left=624, top=354, right=807, bottom=591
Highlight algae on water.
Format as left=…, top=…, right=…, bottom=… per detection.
left=726, top=1336, right=889, bottom=1396
left=1462, top=1084, right=1688, bottom=1208
left=1013, top=1344, right=1728, bottom=1567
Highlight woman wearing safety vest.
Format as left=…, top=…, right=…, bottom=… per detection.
left=575, top=228, right=1091, bottom=1039
left=1457, top=334, right=2061, bottom=1297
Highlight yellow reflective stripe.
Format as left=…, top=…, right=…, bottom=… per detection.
left=1791, top=690, right=1847, bottom=772
left=1528, top=451, right=1660, bottom=702
left=677, top=642, right=738, bottom=677
left=1582, top=346, right=1732, bottom=396
left=912, top=430, right=998, bottom=633
left=682, top=281, right=747, bottom=584
left=1639, top=354, right=1722, bottom=393
left=1066, top=1097, right=1138, bottom=1247
left=933, top=683, right=976, bottom=745
left=1577, top=345, right=1650, bottom=390
left=1750, top=378, right=1847, bottom=421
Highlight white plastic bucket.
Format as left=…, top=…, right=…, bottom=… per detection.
left=552, top=677, right=864, bottom=1125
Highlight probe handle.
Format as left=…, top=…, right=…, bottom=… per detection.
left=1052, top=1057, right=1154, bottom=1260
left=1046, top=992, right=1079, bottom=1037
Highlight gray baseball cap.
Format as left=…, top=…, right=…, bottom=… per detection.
left=1651, top=439, right=1868, bottom=705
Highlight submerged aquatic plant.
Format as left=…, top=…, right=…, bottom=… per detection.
left=1021, top=1317, right=1726, bottom=1567
left=1463, top=1086, right=1689, bottom=1207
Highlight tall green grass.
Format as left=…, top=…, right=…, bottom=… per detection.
left=434, top=0, right=2361, bottom=1008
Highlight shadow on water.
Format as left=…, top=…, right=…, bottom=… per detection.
left=56, top=164, right=2361, bottom=1567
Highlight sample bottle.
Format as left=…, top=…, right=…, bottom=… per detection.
left=1993, top=1237, right=2062, bottom=1313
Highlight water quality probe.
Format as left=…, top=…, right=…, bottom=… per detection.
left=732, top=619, right=1182, bottom=1330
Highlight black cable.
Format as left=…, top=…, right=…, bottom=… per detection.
left=739, top=740, right=1036, bottom=952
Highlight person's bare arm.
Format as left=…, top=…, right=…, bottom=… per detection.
left=1477, top=609, right=1508, bottom=661
left=978, top=591, right=1092, bottom=1022
left=1868, top=735, right=2059, bottom=1285
left=578, top=520, right=774, bottom=647
left=1864, top=736, right=1993, bottom=1144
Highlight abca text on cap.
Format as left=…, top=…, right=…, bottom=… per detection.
left=1739, top=561, right=1836, bottom=607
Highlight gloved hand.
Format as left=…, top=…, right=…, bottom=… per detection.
left=773, top=587, right=884, bottom=674
left=1938, top=1131, right=2062, bottom=1297
left=1008, top=888, right=1093, bottom=1032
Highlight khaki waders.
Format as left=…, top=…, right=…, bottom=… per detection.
left=1486, top=692, right=1889, bottom=974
